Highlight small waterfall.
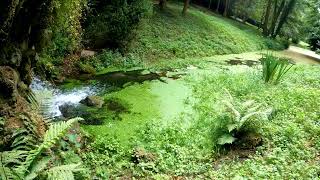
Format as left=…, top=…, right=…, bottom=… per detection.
left=30, top=77, right=97, bottom=118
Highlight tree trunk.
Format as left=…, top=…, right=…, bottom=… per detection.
left=263, top=0, right=272, bottom=36
left=159, top=0, right=167, bottom=10
left=270, top=0, right=285, bottom=37
left=182, top=0, right=190, bottom=15
left=216, top=0, right=221, bottom=12
left=223, top=0, right=229, bottom=17
left=273, top=0, right=297, bottom=37
left=0, top=0, right=50, bottom=147
left=208, top=0, right=212, bottom=9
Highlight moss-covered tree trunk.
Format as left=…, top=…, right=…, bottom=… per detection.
left=0, top=0, right=51, bottom=149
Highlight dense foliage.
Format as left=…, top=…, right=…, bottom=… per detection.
left=307, top=0, right=320, bottom=52
left=44, top=0, right=87, bottom=58
left=83, top=0, right=151, bottom=50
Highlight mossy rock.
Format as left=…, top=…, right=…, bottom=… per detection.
left=0, top=66, right=19, bottom=99
left=59, top=103, right=112, bottom=125
left=80, top=96, right=104, bottom=108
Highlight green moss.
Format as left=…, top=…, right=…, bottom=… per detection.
left=59, top=79, right=85, bottom=90
left=81, top=78, right=192, bottom=146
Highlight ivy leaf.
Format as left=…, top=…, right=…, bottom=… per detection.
left=217, top=134, right=236, bottom=145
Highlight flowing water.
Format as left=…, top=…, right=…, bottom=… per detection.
left=30, top=77, right=98, bottom=118
left=29, top=69, right=181, bottom=119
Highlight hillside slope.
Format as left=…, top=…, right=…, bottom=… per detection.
left=128, top=3, right=283, bottom=62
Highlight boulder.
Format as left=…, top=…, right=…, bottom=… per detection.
left=80, top=96, right=104, bottom=108
left=59, top=103, right=80, bottom=118
left=0, top=46, right=22, bottom=67
left=0, top=66, right=19, bottom=99
left=58, top=103, right=104, bottom=125
left=80, top=50, right=96, bottom=58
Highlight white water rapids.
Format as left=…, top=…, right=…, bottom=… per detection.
left=30, top=77, right=97, bottom=118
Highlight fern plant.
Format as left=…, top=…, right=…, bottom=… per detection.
left=215, top=92, right=272, bottom=146
left=0, top=117, right=83, bottom=180
left=261, top=53, right=294, bottom=84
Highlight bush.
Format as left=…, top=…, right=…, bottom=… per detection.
left=45, top=0, right=87, bottom=58
left=36, top=0, right=86, bottom=78
left=213, top=91, right=272, bottom=146
left=309, top=32, right=320, bottom=52
left=264, top=38, right=286, bottom=50
left=308, top=19, right=320, bottom=52
left=83, top=0, right=151, bottom=50
left=291, top=37, right=299, bottom=44
left=83, top=50, right=142, bottom=71
left=260, top=53, right=294, bottom=84
left=279, top=38, right=290, bottom=49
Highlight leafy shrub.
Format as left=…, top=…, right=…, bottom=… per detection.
left=35, top=0, right=87, bottom=78
left=45, top=0, right=87, bottom=58
left=81, top=136, right=129, bottom=178
left=309, top=32, right=320, bottom=52
left=291, top=37, right=299, bottom=44
left=308, top=19, right=320, bottom=52
left=83, top=0, right=151, bottom=50
left=84, top=50, right=142, bottom=71
left=214, top=92, right=272, bottom=146
left=261, top=53, right=294, bottom=84
left=77, top=62, right=96, bottom=75
left=279, top=38, right=290, bottom=49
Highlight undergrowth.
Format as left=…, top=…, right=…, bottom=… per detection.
left=81, top=64, right=320, bottom=178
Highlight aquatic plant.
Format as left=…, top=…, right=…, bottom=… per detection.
left=261, top=53, right=294, bottom=84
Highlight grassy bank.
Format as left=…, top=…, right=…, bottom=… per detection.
left=85, top=3, right=284, bottom=72
left=80, top=62, right=320, bottom=178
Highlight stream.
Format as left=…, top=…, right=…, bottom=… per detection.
left=30, top=69, right=185, bottom=119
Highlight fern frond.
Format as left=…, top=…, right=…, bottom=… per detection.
left=0, top=151, right=28, bottom=166
left=239, top=111, right=263, bottom=126
left=242, top=100, right=255, bottom=110
left=47, top=163, right=82, bottom=180
left=23, top=118, right=82, bottom=175
left=0, top=151, right=28, bottom=180
left=0, top=166, right=19, bottom=180
left=246, top=104, right=262, bottom=114
left=27, top=90, right=39, bottom=110
left=224, top=100, right=241, bottom=122
left=25, top=157, right=51, bottom=180
left=42, top=118, right=82, bottom=149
